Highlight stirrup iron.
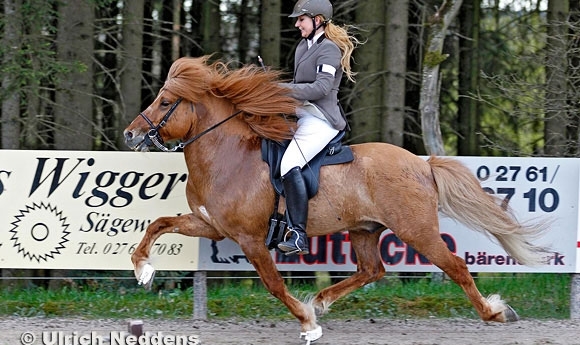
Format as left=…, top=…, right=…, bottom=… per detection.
left=278, top=228, right=309, bottom=255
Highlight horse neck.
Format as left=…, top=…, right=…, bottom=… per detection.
left=183, top=100, right=262, bottom=183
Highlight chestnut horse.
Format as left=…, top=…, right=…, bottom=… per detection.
left=124, top=56, right=550, bottom=344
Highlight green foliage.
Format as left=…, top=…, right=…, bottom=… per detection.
left=0, top=0, right=83, bottom=101
left=424, top=52, right=449, bottom=68
left=476, top=9, right=548, bottom=156
left=0, top=274, right=570, bottom=320
left=435, top=6, right=558, bottom=156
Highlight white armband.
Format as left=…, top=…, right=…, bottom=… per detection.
left=317, top=64, right=336, bottom=77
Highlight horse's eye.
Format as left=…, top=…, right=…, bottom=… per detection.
left=161, top=101, right=170, bottom=107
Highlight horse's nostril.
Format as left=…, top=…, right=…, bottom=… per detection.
left=124, top=130, right=133, bottom=140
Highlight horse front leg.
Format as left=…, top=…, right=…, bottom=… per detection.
left=132, top=213, right=223, bottom=289
left=312, top=230, right=385, bottom=315
left=236, top=235, right=322, bottom=344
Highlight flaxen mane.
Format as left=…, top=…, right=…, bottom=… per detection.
left=163, top=56, right=298, bottom=141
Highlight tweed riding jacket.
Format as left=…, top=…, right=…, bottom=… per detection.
left=281, top=35, right=346, bottom=131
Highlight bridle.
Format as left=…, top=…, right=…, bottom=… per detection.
left=139, top=97, right=242, bottom=152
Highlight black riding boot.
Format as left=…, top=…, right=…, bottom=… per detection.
left=277, top=166, right=310, bottom=255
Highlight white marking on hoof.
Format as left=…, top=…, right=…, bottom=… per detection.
left=300, top=325, right=322, bottom=345
left=487, top=294, right=506, bottom=314
left=138, top=263, right=156, bottom=289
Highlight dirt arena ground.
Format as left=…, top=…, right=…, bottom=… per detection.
left=1, top=317, right=580, bottom=345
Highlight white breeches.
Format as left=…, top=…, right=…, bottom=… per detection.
left=280, top=107, right=339, bottom=176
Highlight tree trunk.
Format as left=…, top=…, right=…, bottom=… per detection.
left=280, top=1, right=298, bottom=66
left=457, top=0, right=480, bottom=155
left=349, top=0, right=385, bottom=143
left=23, top=0, right=45, bottom=150
left=160, top=0, right=174, bottom=82
left=403, top=1, right=427, bottom=154
left=570, top=0, right=580, bottom=153
left=202, top=0, right=221, bottom=56
left=1, top=0, right=22, bottom=150
left=1, top=0, right=23, bottom=289
left=420, top=0, right=463, bottom=156
left=382, top=0, right=409, bottom=146
left=238, top=0, right=250, bottom=63
left=52, top=0, right=95, bottom=289
left=260, top=0, right=281, bottom=68
left=121, top=0, right=145, bottom=141
left=54, top=0, right=95, bottom=150
left=94, top=4, right=120, bottom=151
left=172, top=0, right=181, bottom=61
left=544, top=0, right=570, bottom=156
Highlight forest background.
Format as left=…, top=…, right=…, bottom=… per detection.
left=0, top=0, right=579, bottom=284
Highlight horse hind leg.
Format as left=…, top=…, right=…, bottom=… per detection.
left=311, top=230, right=385, bottom=316
left=396, top=223, right=518, bottom=323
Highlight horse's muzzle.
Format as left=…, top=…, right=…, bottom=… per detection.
left=123, top=129, right=150, bottom=152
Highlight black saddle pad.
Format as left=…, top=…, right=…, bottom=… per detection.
left=261, top=131, right=354, bottom=198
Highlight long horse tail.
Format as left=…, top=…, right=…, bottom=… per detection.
left=427, top=156, right=552, bottom=266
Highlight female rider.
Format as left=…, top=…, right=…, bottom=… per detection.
left=277, top=0, right=359, bottom=255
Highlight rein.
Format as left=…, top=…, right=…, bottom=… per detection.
left=139, top=97, right=243, bottom=152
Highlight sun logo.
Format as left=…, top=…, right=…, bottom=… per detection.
left=9, top=202, right=71, bottom=263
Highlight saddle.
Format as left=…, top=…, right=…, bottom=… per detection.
left=261, top=131, right=354, bottom=250
left=261, top=131, right=353, bottom=198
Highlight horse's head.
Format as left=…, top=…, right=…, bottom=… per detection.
left=124, top=57, right=214, bottom=152
left=123, top=89, right=193, bottom=152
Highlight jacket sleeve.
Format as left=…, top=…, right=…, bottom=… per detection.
left=281, top=43, right=341, bottom=101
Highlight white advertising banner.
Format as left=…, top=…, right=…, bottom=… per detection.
left=438, top=157, right=578, bottom=273
left=0, top=151, right=578, bottom=273
left=0, top=150, right=198, bottom=270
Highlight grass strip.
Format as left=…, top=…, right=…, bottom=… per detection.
left=0, top=273, right=570, bottom=320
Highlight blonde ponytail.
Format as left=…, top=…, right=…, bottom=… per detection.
left=319, top=16, right=362, bottom=83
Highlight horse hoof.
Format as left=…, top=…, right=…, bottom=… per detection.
left=300, top=325, right=322, bottom=345
left=138, top=263, right=156, bottom=289
left=486, top=294, right=520, bottom=322
left=503, top=304, right=520, bottom=322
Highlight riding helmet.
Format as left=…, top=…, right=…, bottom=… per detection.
left=289, top=0, right=333, bottom=20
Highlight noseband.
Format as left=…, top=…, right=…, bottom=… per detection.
left=139, top=97, right=243, bottom=152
